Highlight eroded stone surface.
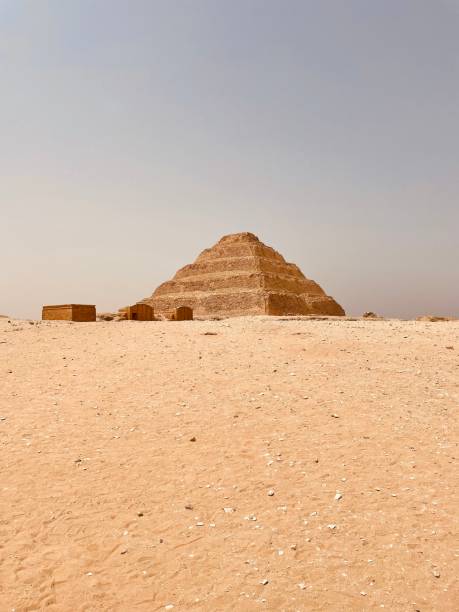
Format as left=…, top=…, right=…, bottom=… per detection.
left=142, top=233, right=344, bottom=318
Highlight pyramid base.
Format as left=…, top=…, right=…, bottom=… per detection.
left=266, top=293, right=345, bottom=317
left=146, top=290, right=344, bottom=319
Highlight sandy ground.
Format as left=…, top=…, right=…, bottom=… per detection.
left=0, top=316, right=458, bottom=612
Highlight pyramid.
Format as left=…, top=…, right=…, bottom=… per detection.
left=142, top=233, right=345, bottom=318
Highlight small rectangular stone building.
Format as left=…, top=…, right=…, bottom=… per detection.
left=42, top=304, right=96, bottom=322
left=173, top=306, right=193, bottom=321
left=125, top=303, right=154, bottom=321
left=164, top=306, right=193, bottom=321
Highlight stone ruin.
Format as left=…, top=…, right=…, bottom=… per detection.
left=42, top=304, right=96, bottom=322
left=169, top=306, right=193, bottom=321
left=141, top=232, right=344, bottom=318
left=125, top=303, right=154, bottom=321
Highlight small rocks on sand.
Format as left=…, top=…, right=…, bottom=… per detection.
left=334, top=492, right=343, bottom=501
left=260, top=578, right=269, bottom=585
left=267, top=489, right=275, bottom=496
left=244, top=514, right=257, bottom=521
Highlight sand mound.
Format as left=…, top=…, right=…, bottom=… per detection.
left=362, top=311, right=380, bottom=318
left=416, top=315, right=457, bottom=322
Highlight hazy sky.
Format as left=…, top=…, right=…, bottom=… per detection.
left=1, top=0, right=458, bottom=319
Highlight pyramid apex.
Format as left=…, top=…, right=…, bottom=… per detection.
left=218, top=232, right=260, bottom=244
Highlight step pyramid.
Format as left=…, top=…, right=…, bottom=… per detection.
left=142, top=233, right=345, bottom=318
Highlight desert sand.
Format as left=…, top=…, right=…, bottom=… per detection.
left=0, top=316, right=458, bottom=611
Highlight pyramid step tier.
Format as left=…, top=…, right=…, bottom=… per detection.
left=153, top=271, right=325, bottom=296
left=174, top=255, right=304, bottom=279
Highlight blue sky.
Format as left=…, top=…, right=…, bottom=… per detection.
left=1, top=0, right=458, bottom=318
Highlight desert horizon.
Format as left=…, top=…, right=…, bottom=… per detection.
left=2, top=230, right=458, bottom=322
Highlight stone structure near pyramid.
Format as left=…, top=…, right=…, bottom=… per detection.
left=141, top=233, right=344, bottom=318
